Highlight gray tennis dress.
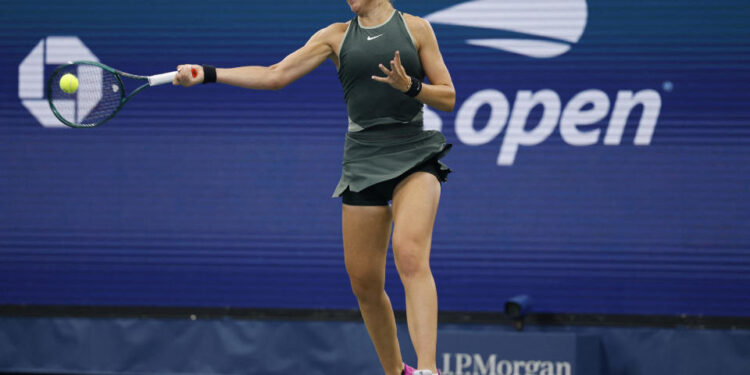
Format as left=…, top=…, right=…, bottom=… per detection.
left=332, top=10, right=451, bottom=197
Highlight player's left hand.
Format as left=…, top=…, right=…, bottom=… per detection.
left=372, top=51, right=411, bottom=93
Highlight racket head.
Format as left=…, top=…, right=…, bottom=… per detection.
left=47, top=61, right=126, bottom=128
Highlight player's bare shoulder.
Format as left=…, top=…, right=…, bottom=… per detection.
left=329, top=21, right=351, bottom=35
left=313, top=22, right=350, bottom=51
left=400, top=13, right=433, bottom=50
left=316, top=22, right=350, bottom=67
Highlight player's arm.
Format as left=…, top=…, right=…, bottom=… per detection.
left=174, top=24, right=339, bottom=90
left=372, top=15, right=456, bottom=112
left=413, top=17, right=455, bottom=111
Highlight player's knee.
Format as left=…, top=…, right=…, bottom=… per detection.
left=393, top=238, right=429, bottom=280
left=347, top=272, right=384, bottom=303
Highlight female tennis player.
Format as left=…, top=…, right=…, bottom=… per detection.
left=174, top=1, right=454, bottom=374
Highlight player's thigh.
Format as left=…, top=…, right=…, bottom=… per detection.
left=342, top=204, right=393, bottom=285
left=391, top=172, right=441, bottom=269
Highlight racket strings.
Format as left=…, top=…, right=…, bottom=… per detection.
left=50, top=65, right=123, bottom=127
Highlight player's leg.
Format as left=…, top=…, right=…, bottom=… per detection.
left=342, top=203, right=403, bottom=375
left=391, top=172, right=441, bottom=374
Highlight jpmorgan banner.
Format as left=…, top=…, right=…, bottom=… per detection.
left=1, top=0, right=749, bottom=317
left=428, top=330, right=600, bottom=375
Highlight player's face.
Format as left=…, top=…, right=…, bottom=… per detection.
left=347, top=0, right=361, bottom=13
left=347, top=0, right=377, bottom=14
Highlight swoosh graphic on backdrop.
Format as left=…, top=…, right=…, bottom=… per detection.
left=424, top=0, right=588, bottom=58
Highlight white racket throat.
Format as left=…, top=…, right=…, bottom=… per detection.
left=148, top=71, right=177, bottom=86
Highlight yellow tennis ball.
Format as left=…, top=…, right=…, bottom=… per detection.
left=59, top=73, right=79, bottom=94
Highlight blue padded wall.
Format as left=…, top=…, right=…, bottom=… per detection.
left=1, top=1, right=749, bottom=316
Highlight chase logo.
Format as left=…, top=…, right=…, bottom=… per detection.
left=19, top=36, right=100, bottom=128
left=424, top=0, right=587, bottom=58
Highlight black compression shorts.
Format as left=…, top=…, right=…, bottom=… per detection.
left=341, top=156, right=445, bottom=206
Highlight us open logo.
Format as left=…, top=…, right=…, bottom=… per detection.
left=421, top=0, right=664, bottom=166
left=18, top=36, right=101, bottom=128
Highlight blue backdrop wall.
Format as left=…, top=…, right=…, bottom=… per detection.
left=1, top=0, right=749, bottom=317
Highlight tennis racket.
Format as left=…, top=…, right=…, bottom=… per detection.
left=47, top=61, right=196, bottom=128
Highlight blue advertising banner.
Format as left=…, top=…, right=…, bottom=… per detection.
left=1, top=317, right=748, bottom=375
left=429, top=330, right=600, bottom=375
left=1, top=1, right=749, bottom=316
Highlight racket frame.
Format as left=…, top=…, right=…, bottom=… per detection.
left=47, top=61, right=173, bottom=128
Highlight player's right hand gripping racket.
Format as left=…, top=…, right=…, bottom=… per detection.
left=47, top=61, right=196, bottom=128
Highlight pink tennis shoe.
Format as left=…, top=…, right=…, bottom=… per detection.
left=402, top=363, right=441, bottom=375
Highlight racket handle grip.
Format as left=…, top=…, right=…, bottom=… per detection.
left=148, top=71, right=178, bottom=86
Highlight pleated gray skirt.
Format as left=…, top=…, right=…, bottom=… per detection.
left=332, top=123, right=451, bottom=197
